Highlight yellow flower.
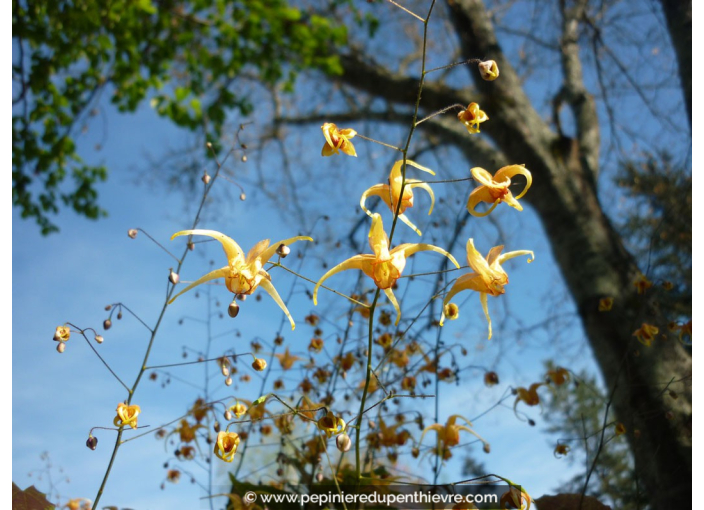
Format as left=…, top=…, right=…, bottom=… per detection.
left=546, top=367, right=570, bottom=386
left=251, top=358, right=267, bottom=371
left=230, top=402, right=248, bottom=419
left=64, top=498, right=91, bottom=510
left=321, top=123, right=357, bottom=157
left=214, top=431, right=240, bottom=462
left=317, top=410, right=346, bottom=438
left=53, top=326, right=71, bottom=342
left=113, top=403, right=141, bottom=429
left=440, top=239, right=534, bottom=339
left=614, top=422, right=626, bottom=436
left=484, top=371, right=499, bottom=386
left=167, top=469, right=181, bottom=483
left=633, top=323, right=659, bottom=347
left=314, top=213, right=459, bottom=325
left=457, top=102, right=489, bottom=134
left=420, top=415, right=488, bottom=458
left=598, top=297, right=614, bottom=311
left=275, top=347, right=301, bottom=370
left=514, top=383, right=543, bottom=416
left=360, top=159, right=435, bottom=236
left=443, top=302, right=460, bottom=320
left=467, top=165, right=532, bottom=217
left=169, top=230, right=312, bottom=330
left=633, top=274, right=653, bottom=294
left=478, top=60, right=500, bottom=81
left=308, top=338, right=324, bottom=352
left=554, top=443, right=570, bottom=458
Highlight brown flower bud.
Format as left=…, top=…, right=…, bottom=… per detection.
left=201, top=171, right=211, bottom=184
left=276, top=244, right=291, bottom=258
left=128, top=229, right=138, bottom=239
left=241, top=155, right=248, bottom=162
left=169, top=269, right=180, bottom=285
left=56, top=342, right=66, bottom=353
left=228, top=301, right=240, bottom=318
left=86, top=435, right=98, bottom=450
left=95, top=335, right=104, bottom=344
left=240, top=193, right=246, bottom=201
left=224, top=410, right=233, bottom=421
left=483, top=442, right=491, bottom=454
left=225, top=376, right=233, bottom=386
left=213, top=421, right=221, bottom=432
left=187, top=242, right=195, bottom=251
left=103, top=319, right=112, bottom=330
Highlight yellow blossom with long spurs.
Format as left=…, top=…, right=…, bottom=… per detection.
left=457, top=102, right=489, bottom=134
left=467, top=165, right=532, bottom=217
left=214, top=431, right=240, bottom=462
left=440, top=239, right=533, bottom=339
left=633, top=323, right=659, bottom=347
left=313, top=213, right=459, bottom=325
left=419, top=415, right=489, bottom=458
left=360, top=159, right=436, bottom=236
left=169, top=229, right=312, bottom=330
left=317, top=410, right=346, bottom=438
left=114, top=402, right=141, bottom=429
left=321, top=122, right=357, bottom=157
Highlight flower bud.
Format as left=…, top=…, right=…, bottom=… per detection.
left=241, top=155, right=248, bottom=163
left=213, top=421, right=221, bottom=432
left=483, top=442, right=491, bottom=454
left=276, top=244, right=291, bottom=258
left=252, top=358, right=267, bottom=371
left=86, top=435, right=98, bottom=450
left=169, top=269, right=180, bottom=285
left=187, top=242, right=195, bottom=251
left=228, top=301, right=240, bottom=318
left=95, top=335, right=104, bottom=344
left=224, top=410, right=233, bottom=421
left=240, top=193, right=246, bottom=201
left=103, top=319, right=112, bottom=330
left=484, top=371, right=499, bottom=386
left=225, top=376, right=233, bottom=386
left=128, top=229, right=138, bottom=239
left=316, top=472, right=324, bottom=483
left=336, top=433, right=352, bottom=452
left=478, top=60, right=499, bottom=81
left=56, top=342, right=66, bottom=353
left=202, top=171, right=211, bottom=184
left=236, top=294, right=247, bottom=301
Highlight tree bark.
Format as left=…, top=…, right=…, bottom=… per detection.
left=658, top=0, right=692, bottom=127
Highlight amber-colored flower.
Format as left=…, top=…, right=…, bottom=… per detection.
left=167, top=469, right=181, bottom=483
left=669, top=320, right=691, bottom=344
left=598, top=297, right=614, bottom=312
left=457, top=102, right=489, bottom=134
left=401, top=376, right=416, bottom=391
left=230, top=402, right=248, bottom=419
left=633, top=274, right=653, bottom=294
left=64, top=498, right=91, bottom=510
left=113, top=403, right=141, bottom=430
left=440, top=239, right=533, bottom=339
left=662, top=280, right=674, bottom=291
left=546, top=367, right=570, bottom=386
left=484, top=371, right=499, bottom=387
left=275, top=347, right=301, bottom=370
left=214, top=431, right=241, bottom=462
left=321, top=123, right=357, bottom=157
left=614, top=422, right=626, bottom=436
left=420, top=415, right=488, bottom=458
left=53, top=325, right=71, bottom=343
left=499, top=485, right=531, bottom=510
left=191, top=398, right=210, bottom=423
left=443, top=302, right=460, bottom=321
left=252, top=358, right=268, bottom=371
left=175, top=419, right=203, bottom=443
left=478, top=60, right=499, bottom=81
left=360, top=159, right=435, bottom=236
left=467, top=165, right=532, bottom=217
left=514, top=383, right=543, bottom=415
left=633, top=323, right=659, bottom=347
left=554, top=444, right=570, bottom=458
left=315, top=213, right=458, bottom=325
left=317, top=411, right=346, bottom=438
left=179, top=446, right=196, bottom=460
left=169, top=229, right=312, bottom=330
left=377, top=332, right=393, bottom=349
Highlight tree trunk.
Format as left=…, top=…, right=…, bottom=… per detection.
left=658, top=0, right=692, bottom=127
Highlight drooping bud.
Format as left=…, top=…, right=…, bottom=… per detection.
left=336, top=433, right=352, bottom=452
left=478, top=60, right=499, bottom=81
left=240, top=193, right=246, bottom=201
left=228, top=301, right=240, bottom=318
left=276, top=244, right=291, bottom=258
left=484, top=371, right=499, bottom=386
left=483, top=442, right=491, bottom=454
left=236, top=294, right=247, bottom=301
left=241, top=155, right=248, bottom=163
left=127, top=229, right=138, bottom=239
left=86, top=435, right=98, bottom=450
left=95, top=335, right=104, bottom=344
left=187, top=242, right=195, bottom=251
left=224, top=410, right=233, bottom=421
left=213, top=421, right=221, bottom=432
left=225, top=376, right=233, bottom=386
left=201, top=170, right=211, bottom=184
left=252, top=358, right=267, bottom=371
left=169, top=269, right=180, bottom=285
left=103, top=319, right=112, bottom=330
left=56, top=342, right=66, bottom=353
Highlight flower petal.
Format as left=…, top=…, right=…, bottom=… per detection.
left=480, top=292, right=492, bottom=339
left=407, top=181, right=435, bottom=215
left=497, top=249, right=534, bottom=266
left=397, top=243, right=460, bottom=269
left=171, top=230, right=245, bottom=263
left=246, top=239, right=270, bottom=264
left=383, top=288, right=402, bottom=326
left=260, top=236, right=313, bottom=264
left=368, top=214, right=391, bottom=260
left=467, top=186, right=501, bottom=217
left=360, top=184, right=392, bottom=217
left=168, top=266, right=230, bottom=304
left=494, top=164, right=532, bottom=200
left=258, top=278, right=296, bottom=330
left=313, top=255, right=373, bottom=305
